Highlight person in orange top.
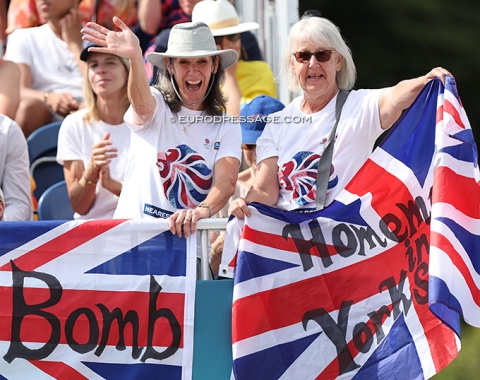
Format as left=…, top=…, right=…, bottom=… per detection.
left=6, top=0, right=138, bottom=35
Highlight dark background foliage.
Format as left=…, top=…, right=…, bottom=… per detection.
left=299, top=0, right=480, bottom=150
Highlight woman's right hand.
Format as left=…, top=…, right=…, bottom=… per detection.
left=228, top=198, right=251, bottom=219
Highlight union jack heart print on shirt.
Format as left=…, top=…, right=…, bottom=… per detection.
left=157, top=145, right=213, bottom=209
left=279, top=151, right=338, bottom=207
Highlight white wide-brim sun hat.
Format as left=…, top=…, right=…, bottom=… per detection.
left=191, top=0, right=259, bottom=37
left=146, top=22, right=238, bottom=72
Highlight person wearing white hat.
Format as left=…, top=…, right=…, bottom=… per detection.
left=192, top=0, right=277, bottom=117
left=82, top=17, right=242, bottom=238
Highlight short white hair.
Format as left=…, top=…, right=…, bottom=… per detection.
left=281, top=15, right=356, bottom=92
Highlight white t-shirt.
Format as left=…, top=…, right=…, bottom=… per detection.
left=57, top=109, right=131, bottom=219
left=6, top=24, right=83, bottom=98
left=256, top=89, right=385, bottom=211
left=114, top=87, right=242, bottom=219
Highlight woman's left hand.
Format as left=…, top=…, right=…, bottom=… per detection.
left=99, top=165, right=122, bottom=196
left=169, top=206, right=211, bottom=238
left=424, top=67, right=452, bottom=85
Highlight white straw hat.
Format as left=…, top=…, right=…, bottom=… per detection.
left=146, top=22, right=238, bottom=71
left=192, top=0, right=259, bottom=37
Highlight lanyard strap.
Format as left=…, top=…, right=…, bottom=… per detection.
left=315, top=90, right=350, bottom=210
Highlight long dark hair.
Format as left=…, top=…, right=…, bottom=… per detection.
left=153, top=57, right=227, bottom=116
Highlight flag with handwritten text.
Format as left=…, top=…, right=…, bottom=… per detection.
left=231, top=77, right=480, bottom=379
left=0, top=219, right=197, bottom=380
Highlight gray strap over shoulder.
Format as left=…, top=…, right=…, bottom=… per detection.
left=315, top=90, right=350, bottom=210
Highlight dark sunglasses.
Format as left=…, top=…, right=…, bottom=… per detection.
left=214, top=33, right=241, bottom=44
left=292, top=50, right=333, bottom=64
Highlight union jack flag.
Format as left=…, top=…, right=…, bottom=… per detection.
left=0, top=219, right=197, bottom=380
left=229, top=77, right=480, bottom=379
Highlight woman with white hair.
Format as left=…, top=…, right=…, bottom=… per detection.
left=56, top=43, right=131, bottom=219
left=82, top=17, right=242, bottom=238
left=229, top=15, right=451, bottom=217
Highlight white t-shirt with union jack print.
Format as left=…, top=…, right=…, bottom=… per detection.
left=256, top=89, right=385, bottom=211
left=114, top=87, right=242, bottom=219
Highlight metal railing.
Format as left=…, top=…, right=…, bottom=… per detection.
left=197, top=218, right=229, bottom=280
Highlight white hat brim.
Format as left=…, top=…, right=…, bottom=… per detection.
left=146, top=49, right=238, bottom=72
left=210, top=22, right=259, bottom=37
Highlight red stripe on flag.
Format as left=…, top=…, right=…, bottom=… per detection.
left=434, top=166, right=480, bottom=219
left=0, top=287, right=186, bottom=348
left=30, top=360, right=89, bottom=380
left=430, top=231, right=480, bottom=306
left=424, top=319, right=459, bottom=372
left=436, top=104, right=444, bottom=124
left=345, top=160, right=417, bottom=224
left=243, top=224, right=339, bottom=258
left=444, top=99, right=465, bottom=129
left=0, top=220, right=126, bottom=272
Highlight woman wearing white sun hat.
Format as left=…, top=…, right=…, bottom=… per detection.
left=192, top=0, right=278, bottom=117
left=82, top=18, right=242, bottom=239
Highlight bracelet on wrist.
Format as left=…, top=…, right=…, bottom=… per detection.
left=83, top=173, right=97, bottom=186
left=43, top=90, right=52, bottom=105
left=198, top=202, right=212, bottom=217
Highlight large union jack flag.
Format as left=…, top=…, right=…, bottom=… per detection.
left=0, top=219, right=197, bottom=380
left=228, top=77, right=480, bottom=379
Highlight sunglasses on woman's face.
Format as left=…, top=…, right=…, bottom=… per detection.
left=292, top=50, right=333, bottom=64
left=214, top=33, right=241, bottom=44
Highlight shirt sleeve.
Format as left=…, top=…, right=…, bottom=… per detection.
left=3, top=119, right=32, bottom=221
left=123, top=87, right=161, bottom=133
left=56, top=112, right=85, bottom=165
left=5, top=28, right=33, bottom=65
left=255, top=119, right=280, bottom=165
left=214, top=122, right=242, bottom=163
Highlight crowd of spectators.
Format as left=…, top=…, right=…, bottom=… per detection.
left=0, top=0, right=276, bottom=232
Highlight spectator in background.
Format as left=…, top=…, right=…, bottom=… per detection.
left=6, top=0, right=85, bottom=137
left=139, top=0, right=264, bottom=84
left=6, top=0, right=138, bottom=34
left=0, top=115, right=32, bottom=220
left=227, top=0, right=262, bottom=61
left=192, top=0, right=277, bottom=116
left=56, top=43, right=131, bottom=219
left=0, top=59, right=20, bottom=119
left=210, top=95, right=285, bottom=276
left=0, top=0, right=7, bottom=47
left=137, top=0, right=202, bottom=82
left=136, top=0, right=199, bottom=52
